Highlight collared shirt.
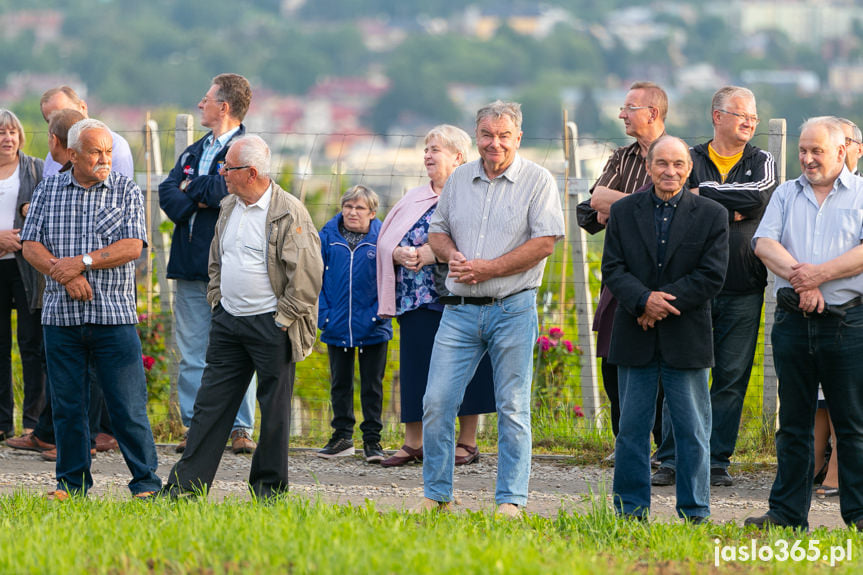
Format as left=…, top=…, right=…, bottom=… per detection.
left=652, top=190, right=683, bottom=270
left=429, top=154, right=565, bottom=298
left=590, top=140, right=651, bottom=196
left=20, top=170, right=148, bottom=326
left=220, top=184, right=278, bottom=316
left=753, top=167, right=863, bottom=304
left=44, top=130, right=135, bottom=179
left=198, top=127, right=240, bottom=176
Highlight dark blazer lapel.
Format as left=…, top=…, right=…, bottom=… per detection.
left=663, top=189, right=696, bottom=265
left=633, top=191, right=658, bottom=264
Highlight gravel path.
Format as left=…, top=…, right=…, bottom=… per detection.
left=0, top=443, right=846, bottom=528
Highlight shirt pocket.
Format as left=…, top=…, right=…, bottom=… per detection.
left=242, top=241, right=266, bottom=267
left=95, top=207, right=125, bottom=242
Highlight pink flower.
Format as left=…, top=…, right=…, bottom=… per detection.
left=549, top=327, right=563, bottom=338
left=573, top=405, right=584, bottom=418
left=538, top=336, right=551, bottom=352
left=142, top=355, right=155, bottom=371
left=563, top=340, right=574, bottom=353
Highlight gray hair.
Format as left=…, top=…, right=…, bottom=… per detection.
left=800, top=116, right=846, bottom=147
left=0, top=109, right=25, bottom=149
left=646, top=135, right=692, bottom=166
left=231, top=134, right=271, bottom=175
left=837, top=117, right=863, bottom=142
left=711, top=86, right=756, bottom=116
left=341, top=184, right=379, bottom=213
left=424, top=124, right=471, bottom=165
left=476, top=100, right=522, bottom=131
left=67, top=118, right=110, bottom=152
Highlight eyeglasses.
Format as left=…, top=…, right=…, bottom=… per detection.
left=200, top=96, right=225, bottom=105
left=342, top=204, right=370, bottom=214
left=619, top=105, right=653, bottom=114
left=846, top=137, right=862, bottom=146
left=718, top=109, right=760, bottom=125
left=221, top=164, right=250, bottom=173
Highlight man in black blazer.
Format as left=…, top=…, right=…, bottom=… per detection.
left=601, top=136, right=729, bottom=522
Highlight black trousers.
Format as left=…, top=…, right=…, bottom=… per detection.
left=0, top=259, right=44, bottom=432
left=602, top=358, right=664, bottom=445
left=327, top=342, right=387, bottom=444
left=166, top=306, right=294, bottom=498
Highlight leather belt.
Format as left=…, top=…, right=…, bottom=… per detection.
left=438, top=288, right=532, bottom=306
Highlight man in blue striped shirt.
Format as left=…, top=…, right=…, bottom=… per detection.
left=21, top=119, right=161, bottom=500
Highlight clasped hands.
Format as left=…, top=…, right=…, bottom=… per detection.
left=448, top=251, right=492, bottom=285
left=0, top=228, right=21, bottom=258
left=393, top=244, right=435, bottom=272
left=788, top=262, right=826, bottom=313
left=637, top=291, right=680, bottom=331
left=49, top=256, right=93, bottom=302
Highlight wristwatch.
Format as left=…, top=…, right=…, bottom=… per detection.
left=82, top=254, right=93, bottom=272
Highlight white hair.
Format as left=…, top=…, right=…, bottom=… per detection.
left=67, top=118, right=110, bottom=152
left=801, top=116, right=846, bottom=147
left=231, top=134, right=271, bottom=175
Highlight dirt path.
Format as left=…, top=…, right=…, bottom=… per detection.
left=0, top=444, right=846, bottom=528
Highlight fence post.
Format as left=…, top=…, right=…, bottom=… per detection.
left=763, top=118, right=786, bottom=429
left=565, top=121, right=601, bottom=427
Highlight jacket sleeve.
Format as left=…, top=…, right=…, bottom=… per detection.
left=206, top=210, right=224, bottom=308
left=158, top=151, right=199, bottom=224
left=184, top=174, right=229, bottom=209
left=600, top=202, right=652, bottom=317
left=696, top=150, right=777, bottom=214
left=657, top=204, right=729, bottom=312
left=275, top=210, right=324, bottom=329
left=317, top=230, right=329, bottom=330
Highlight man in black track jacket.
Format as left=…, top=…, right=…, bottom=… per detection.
left=652, top=86, right=776, bottom=489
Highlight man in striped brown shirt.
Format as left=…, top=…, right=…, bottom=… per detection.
left=579, top=81, right=667, bottom=456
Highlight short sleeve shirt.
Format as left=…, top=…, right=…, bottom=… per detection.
left=20, top=170, right=148, bottom=326
left=429, top=154, right=565, bottom=298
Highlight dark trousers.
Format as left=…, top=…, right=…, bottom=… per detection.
left=34, top=364, right=114, bottom=445
left=327, top=342, right=387, bottom=444
left=167, top=307, right=294, bottom=499
left=767, top=306, right=863, bottom=528
left=603, top=358, right=664, bottom=444
left=0, top=259, right=45, bottom=432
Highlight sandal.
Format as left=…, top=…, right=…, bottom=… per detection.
left=381, top=444, right=423, bottom=467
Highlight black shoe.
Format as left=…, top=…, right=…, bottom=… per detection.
left=363, top=442, right=385, bottom=463
left=316, top=437, right=355, bottom=459
left=651, top=467, right=676, bottom=486
left=650, top=451, right=661, bottom=469
left=744, top=513, right=789, bottom=528
left=710, top=467, right=734, bottom=487
left=685, top=515, right=709, bottom=525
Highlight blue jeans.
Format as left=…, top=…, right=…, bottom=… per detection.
left=767, top=306, right=863, bottom=528
left=656, top=292, right=763, bottom=470
left=423, top=289, right=537, bottom=506
left=43, top=324, right=161, bottom=495
left=614, top=360, right=711, bottom=519
left=175, top=279, right=256, bottom=432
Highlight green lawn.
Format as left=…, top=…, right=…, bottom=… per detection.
left=1, top=492, right=861, bottom=574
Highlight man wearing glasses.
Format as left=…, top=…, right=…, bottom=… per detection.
left=578, top=81, right=668, bottom=458
left=159, top=74, right=258, bottom=455
left=652, top=86, right=776, bottom=489
left=838, top=118, right=863, bottom=174
left=163, top=135, right=323, bottom=499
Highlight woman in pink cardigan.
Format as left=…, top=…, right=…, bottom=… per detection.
left=376, top=125, right=495, bottom=467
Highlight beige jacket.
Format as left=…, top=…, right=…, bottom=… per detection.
left=208, top=181, right=323, bottom=361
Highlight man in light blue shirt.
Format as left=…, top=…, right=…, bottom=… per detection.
left=39, top=86, right=134, bottom=179
left=746, top=116, right=863, bottom=530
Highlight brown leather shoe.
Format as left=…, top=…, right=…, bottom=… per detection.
left=94, top=433, right=119, bottom=452
left=454, top=443, right=480, bottom=466
left=381, top=444, right=423, bottom=467
left=230, top=429, right=256, bottom=454
left=41, top=447, right=96, bottom=462
left=46, top=489, right=70, bottom=501
left=6, top=432, right=55, bottom=452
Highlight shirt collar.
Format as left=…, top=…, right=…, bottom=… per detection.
left=69, top=169, right=111, bottom=192
left=205, top=126, right=241, bottom=150
left=794, top=165, right=857, bottom=195
left=471, top=153, right=523, bottom=183
left=651, top=187, right=684, bottom=208
left=241, top=183, right=273, bottom=211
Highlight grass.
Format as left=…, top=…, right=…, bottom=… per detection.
left=1, top=490, right=861, bottom=574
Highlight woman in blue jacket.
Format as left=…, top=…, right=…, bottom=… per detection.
left=316, top=185, right=392, bottom=463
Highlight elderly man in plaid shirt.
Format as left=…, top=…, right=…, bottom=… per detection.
left=21, top=118, right=161, bottom=500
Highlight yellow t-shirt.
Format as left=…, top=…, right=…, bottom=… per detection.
left=708, top=144, right=743, bottom=183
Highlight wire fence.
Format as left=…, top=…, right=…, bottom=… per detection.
left=17, top=117, right=791, bottom=450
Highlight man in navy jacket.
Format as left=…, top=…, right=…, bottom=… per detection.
left=158, top=74, right=257, bottom=455
left=602, top=136, right=728, bottom=522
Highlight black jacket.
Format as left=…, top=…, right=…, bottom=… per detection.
left=601, top=188, right=729, bottom=368
left=158, top=125, right=246, bottom=281
left=687, top=142, right=776, bottom=294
